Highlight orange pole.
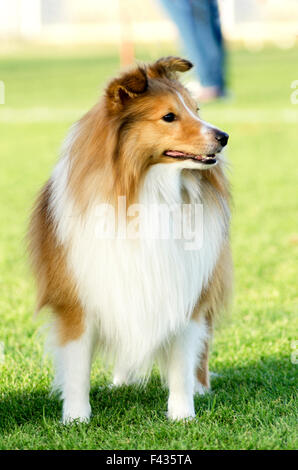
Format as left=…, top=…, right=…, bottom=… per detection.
left=119, top=0, right=135, bottom=67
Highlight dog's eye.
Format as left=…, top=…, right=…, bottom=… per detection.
left=162, top=113, right=176, bottom=122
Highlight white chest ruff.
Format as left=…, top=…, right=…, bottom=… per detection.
left=51, top=161, right=227, bottom=374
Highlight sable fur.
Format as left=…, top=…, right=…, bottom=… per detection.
left=28, top=56, right=233, bottom=423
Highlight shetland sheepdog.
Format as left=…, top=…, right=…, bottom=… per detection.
left=28, top=57, right=233, bottom=423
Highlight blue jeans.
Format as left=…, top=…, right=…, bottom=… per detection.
left=159, top=0, right=225, bottom=92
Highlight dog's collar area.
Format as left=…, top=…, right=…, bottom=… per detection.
left=163, top=150, right=217, bottom=165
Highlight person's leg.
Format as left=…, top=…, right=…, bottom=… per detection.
left=189, top=0, right=225, bottom=91
left=158, top=0, right=202, bottom=71
left=159, top=0, right=225, bottom=94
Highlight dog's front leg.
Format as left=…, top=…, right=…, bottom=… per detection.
left=53, top=323, right=95, bottom=424
left=166, top=317, right=209, bottom=420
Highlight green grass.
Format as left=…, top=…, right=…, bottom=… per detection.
left=0, top=44, right=297, bottom=450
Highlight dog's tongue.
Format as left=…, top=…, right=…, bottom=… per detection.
left=165, top=150, right=202, bottom=159
left=165, top=150, right=187, bottom=157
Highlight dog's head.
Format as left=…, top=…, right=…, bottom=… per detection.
left=105, top=56, right=229, bottom=171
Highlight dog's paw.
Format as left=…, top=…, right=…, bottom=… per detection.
left=167, top=408, right=196, bottom=421
left=167, top=397, right=195, bottom=421
left=62, top=402, right=91, bottom=425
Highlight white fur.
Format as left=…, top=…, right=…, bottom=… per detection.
left=176, top=91, right=220, bottom=145
left=51, top=320, right=96, bottom=424
left=165, top=317, right=209, bottom=420
left=176, top=91, right=218, bottom=136
left=176, top=91, right=201, bottom=123
left=49, top=126, right=228, bottom=422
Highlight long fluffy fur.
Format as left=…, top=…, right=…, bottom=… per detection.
left=28, top=57, right=233, bottom=422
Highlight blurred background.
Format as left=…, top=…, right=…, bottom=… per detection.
left=1, top=0, right=298, bottom=50
left=0, top=1, right=297, bottom=347
left=0, top=0, right=297, bottom=449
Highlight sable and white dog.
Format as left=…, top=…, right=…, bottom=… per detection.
left=28, top=57, right=233, bottom=423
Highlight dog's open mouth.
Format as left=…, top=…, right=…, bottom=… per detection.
left=164, top=150, right=217, bottom=165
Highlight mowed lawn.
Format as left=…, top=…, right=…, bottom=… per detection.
left=0, top=45, right=297, bottom=450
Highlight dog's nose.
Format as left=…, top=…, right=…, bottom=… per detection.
left=215, top=131, right=229, bottom=148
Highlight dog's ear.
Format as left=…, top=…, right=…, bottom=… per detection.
left=147, top=56, right=193, bottom=80
left=106, top=66, right=148, bottom=109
